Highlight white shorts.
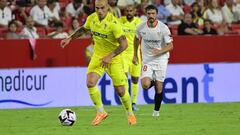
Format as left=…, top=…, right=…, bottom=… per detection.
left=140, top=60, right=168, bottom=82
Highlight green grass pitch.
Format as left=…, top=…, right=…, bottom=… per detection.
left=0, top=102, right=240, bottom=135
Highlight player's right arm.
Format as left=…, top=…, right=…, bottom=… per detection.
left=60, top=27, right=88, bottom=48
left=60, top=14, right=92, bottom=48
left=133, top=36, right=140, bottom=65
left=101, top=35, right=128, bottom=68
left=133, top=22, right=143, bottom=65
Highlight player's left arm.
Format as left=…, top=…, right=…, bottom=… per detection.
left=153, top=26, right=174, bottom=56
left=110, top=35, right=128, bottom=58
left=101, top=35, right=128, bottom=68
left=153, top=42, right=173, bottom=56
left=133, top=36, right=140, bottom=65
left=101, top=20, right=128, bottom=68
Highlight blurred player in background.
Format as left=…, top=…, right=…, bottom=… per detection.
left=119, top=5, right=142, bottom=111
left=133, top=5, right=173, bottom=117
left=60, top=0, right=136, bottom=125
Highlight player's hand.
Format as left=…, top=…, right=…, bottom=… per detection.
left=60, top=38, right=71, bottom=48
left=152, top=48, right=161, bottom=56
left=101, top=55, right=112, bottom=68
left=132, top=55, right=139, bottom=65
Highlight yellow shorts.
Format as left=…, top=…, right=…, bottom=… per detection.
left=123, top=53, right=141, bottom=77
left=87, top=55, right=127, bottom=86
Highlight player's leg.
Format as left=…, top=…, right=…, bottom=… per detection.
left=87, top=72, right=103, bottom=112
left=87, top=56, right=107, bottom=125
left=114, top=85, right=136, bottom=125
left=152, top=80, right=163, bottom=117
left=152, top=60, right=168, bottom=117
left=130, top=57, right=141, bottom=111
left=107, top=61, right=136, bottom=125
left=124, top=72, right=129, bottom=97
left=123, top=53, right=130, bottom=98
left=140, top=64, right=154, bottom=90
left=131, top=76, right=139, bottom=111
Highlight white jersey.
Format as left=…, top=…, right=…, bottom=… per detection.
left=136, top=20, right=173, bottom=65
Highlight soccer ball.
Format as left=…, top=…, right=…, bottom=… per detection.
left=58, top=109, right=76, bottom=126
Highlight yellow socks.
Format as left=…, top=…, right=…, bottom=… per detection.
left=131, top=82, right=138, bottom=104
left=120, top=90, right=133, bottom=115
left=88, top=86, right=104, bottom=112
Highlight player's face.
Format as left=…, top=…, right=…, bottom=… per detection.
left=95, top=0, right=108, bottom=20
left=146, top=9, right=157, bottom=23
left=126, top=6, right=135, bottom=20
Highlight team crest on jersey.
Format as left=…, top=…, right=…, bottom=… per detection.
left=103, top=24, right=107, bottom=29
left=113, top=20, right=117, bottom=24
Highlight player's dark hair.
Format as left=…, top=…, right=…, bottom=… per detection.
left=145, top=5, right=158, bottom=14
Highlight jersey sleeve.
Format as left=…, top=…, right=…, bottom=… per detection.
left=83, top=15, right=92, bottom=30
left=163, top=25, right=173, bottom=44
left=111, top=19, right=124, bottom=39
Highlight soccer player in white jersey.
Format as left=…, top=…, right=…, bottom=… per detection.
left=133, top=5, right=173, bottom=117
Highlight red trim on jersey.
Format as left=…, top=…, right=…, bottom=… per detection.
left=147, top=20, right=158, bottom=28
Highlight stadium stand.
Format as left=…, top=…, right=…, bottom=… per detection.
left=36, top=27, right=47, bottom=38
left=0, top=28, right=7, bottom=39
left=0, top=0, right=240, bottom=37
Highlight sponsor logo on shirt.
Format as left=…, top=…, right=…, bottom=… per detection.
left=143, top=39, right=161, bottom=43
left=123, top=29, right=135, bottom=33
left=92, top=31, right=108, bottom=38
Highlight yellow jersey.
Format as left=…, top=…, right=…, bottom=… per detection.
left=118, top=16, right=142, bottom=54
left=84, top=12, right=124, bottom=59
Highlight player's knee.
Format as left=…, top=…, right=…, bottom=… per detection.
left=131, top=77, right=139, bottom=84
left=87, top=80, right=97, bottom=88
left=116, top=90, right=125, bottom=97
left=142, top=83, right=150, bottom=90
left=114, top=86, right=125, bottom=97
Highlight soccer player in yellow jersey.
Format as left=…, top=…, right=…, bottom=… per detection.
left=118, top=5, right=142, bottom=111
left=60, top=0, right=136, bottom=126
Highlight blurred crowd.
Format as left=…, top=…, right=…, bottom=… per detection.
left=1, top=0, right=240, bottom=39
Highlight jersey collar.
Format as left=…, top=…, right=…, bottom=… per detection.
left=98, top=12, right=110, bottom=23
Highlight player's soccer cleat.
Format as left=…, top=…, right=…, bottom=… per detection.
left=152, top=110, right=160, bottom=117
left=132, top=103, right=139, bottom=111
left=91, top=112, right=108, bottom=126
left=128, top=115, right=137, bottom=125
